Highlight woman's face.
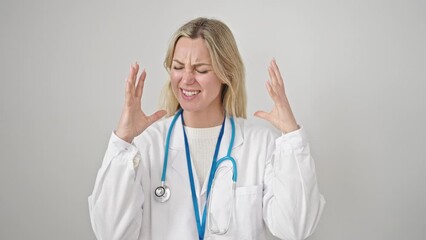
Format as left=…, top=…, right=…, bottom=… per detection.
left=170, top=37, right=223, bottom=115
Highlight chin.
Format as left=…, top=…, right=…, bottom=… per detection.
left=179, top=106, right=200, bottom=113
left=178, top=102, right=198, bottom=112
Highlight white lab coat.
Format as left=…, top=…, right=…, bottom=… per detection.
left=88, top=116, right=325, bottom=240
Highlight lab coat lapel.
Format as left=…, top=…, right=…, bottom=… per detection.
left=168, top=117, right=188, bottom=181
left=200, top=117, right=243, bottom=197
left=168, top=115, right=202, bottom=194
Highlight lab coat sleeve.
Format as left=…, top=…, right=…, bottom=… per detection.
left=88, top=132, right=146, bottom=240
left=262, top=127, right=325, bottom=240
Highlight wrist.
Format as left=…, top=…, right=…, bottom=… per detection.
left=114, top=129, right=134, bottom=143
left=281, top=123, right=299, bottom=134
left=279, top=115, right=299, bottom=133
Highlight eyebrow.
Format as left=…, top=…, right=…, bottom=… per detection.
left=172, top=59, right=211, bottom=67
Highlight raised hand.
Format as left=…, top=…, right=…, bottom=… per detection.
left=115, top=63, right=167, bottom=143
left=254, top=59, right=299, bottom=133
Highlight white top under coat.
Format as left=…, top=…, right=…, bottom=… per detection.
left=184, top=125, right=222, bottom=187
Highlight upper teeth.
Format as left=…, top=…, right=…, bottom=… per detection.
left=183, top=89, right=199, bottom=96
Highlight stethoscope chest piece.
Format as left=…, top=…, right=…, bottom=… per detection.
left=154, top=184, right=170, bottom=203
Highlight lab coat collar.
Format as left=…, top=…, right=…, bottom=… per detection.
left=168, top=116, right=243, bottom=151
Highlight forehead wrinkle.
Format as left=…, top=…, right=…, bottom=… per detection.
left=172, top=59, right=211, bottom=67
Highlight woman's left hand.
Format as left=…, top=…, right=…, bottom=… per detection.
left=254, top=59, right=299, bottom=133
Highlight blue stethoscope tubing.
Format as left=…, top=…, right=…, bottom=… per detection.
left=157, top=109, right=237, bottom=239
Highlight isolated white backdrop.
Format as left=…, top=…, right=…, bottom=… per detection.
left=1, top=0, right=425, bottom=239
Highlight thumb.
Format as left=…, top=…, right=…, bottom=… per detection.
left=147, top=110, right=167, bottom=125
left=254, top=111, right=271, bottom=121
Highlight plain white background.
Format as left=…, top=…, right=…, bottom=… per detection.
left=1, top=0, right=425, bottom=239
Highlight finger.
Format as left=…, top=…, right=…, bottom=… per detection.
left=125, top=79, right=132, bottom=100
left=126, top=65, right=135, bottom=93
left=271, top=59, right=284, bottom=87
left=265, top=80, right=273, bottom=95
left=265, top=81, right=280, bottom=103
left=135, top=69, right=146, bottom=98
left=268, top=65, right=278, bottom=88
left=147, top=110, right=167, bottom=125
left=127, top=62, right=139, bottom=87
left=254, top=110, right=272, bottom=122
left=125, top=77, right=137, bottom=107
left=267, top=80, right=285, bottom=106
left=269, top=61, right=286, bottom=98
left=125, top=64, right=138, bottom=104
left=268, top=64, right=283, bottom=92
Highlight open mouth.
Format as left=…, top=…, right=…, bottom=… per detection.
left=181, top=89, right=201, bottom=97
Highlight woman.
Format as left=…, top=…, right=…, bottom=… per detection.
left=89, top=17, right=325, bottom=240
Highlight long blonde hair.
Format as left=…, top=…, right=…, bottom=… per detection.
left=160, top=17, right=247, bottom=118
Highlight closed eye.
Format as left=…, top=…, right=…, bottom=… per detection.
left=196, top=69, right=209, bottom=74
left=173, top=66, right=184, bottom=70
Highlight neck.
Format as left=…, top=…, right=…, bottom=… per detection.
left=183, top=109, right=225, bottom=128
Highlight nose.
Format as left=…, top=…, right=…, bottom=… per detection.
left=182, top=69, right=195, bottom=85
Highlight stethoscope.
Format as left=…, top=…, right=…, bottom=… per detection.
left=154, top=109, right=237, bottom=238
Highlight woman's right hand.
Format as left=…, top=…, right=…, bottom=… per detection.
left=115, top=63, right=167, bottom=143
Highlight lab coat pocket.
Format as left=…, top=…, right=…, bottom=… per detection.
left=234, top=184, right=263, bottom=238
left=208, top=163, right=234, bottom=235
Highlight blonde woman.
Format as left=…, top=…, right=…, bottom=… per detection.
left=89, top=17, right=325, bottom=240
